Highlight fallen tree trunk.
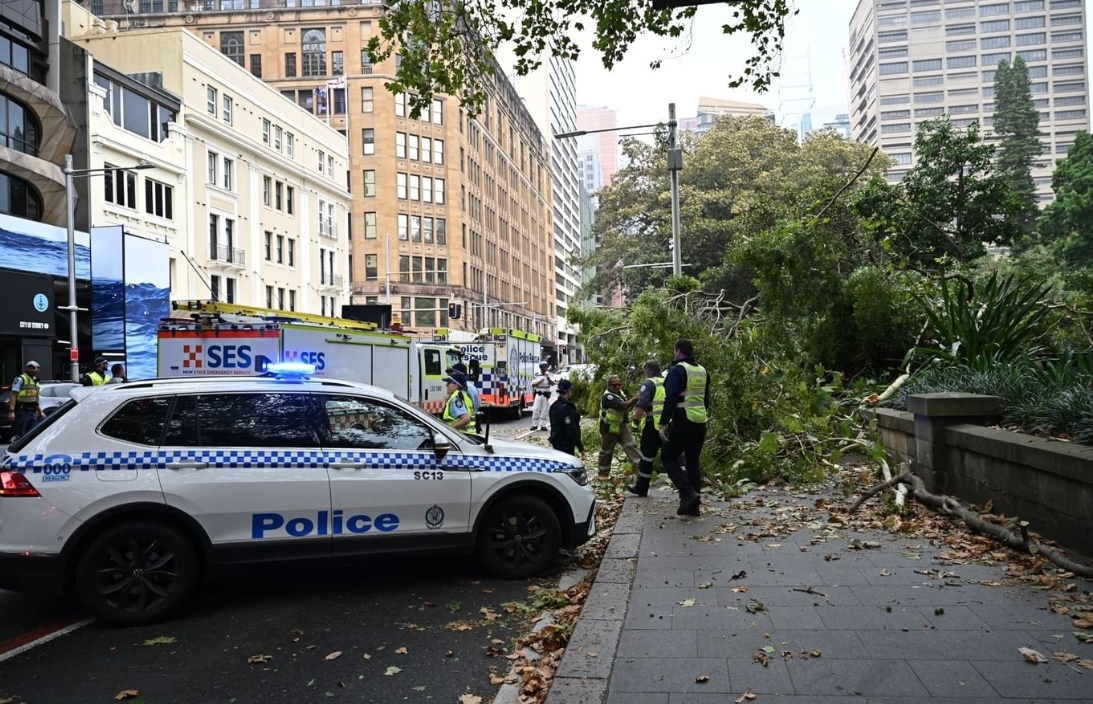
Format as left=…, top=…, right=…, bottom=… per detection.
left=850, top=467, right=1093, bottom=580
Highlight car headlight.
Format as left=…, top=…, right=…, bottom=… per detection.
left=553, top=463, right=588, bottom=486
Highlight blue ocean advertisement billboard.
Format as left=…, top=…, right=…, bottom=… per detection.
left=122, top=233, right=170, bottom=380
left=0, top=212, right=91, bottom=280
left=91, top=226, right=125, bottom=352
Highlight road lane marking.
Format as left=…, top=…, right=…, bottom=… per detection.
left=0, top=617, right=94, bottom=662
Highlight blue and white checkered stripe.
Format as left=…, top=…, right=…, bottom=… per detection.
left=7, top=449, right=572, bottom=474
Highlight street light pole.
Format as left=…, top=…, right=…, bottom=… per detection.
left=667, top=103, right=683, bottom=277
left=63, top=155, right=79, bottom=383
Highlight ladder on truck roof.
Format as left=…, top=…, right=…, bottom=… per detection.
left=172, top=300, right=381, bottom=333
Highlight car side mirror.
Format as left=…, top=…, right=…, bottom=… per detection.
left=433, top=433, right=451, bottom=460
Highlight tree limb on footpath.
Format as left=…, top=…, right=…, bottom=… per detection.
left=850, top=465, right=1093, bottom=579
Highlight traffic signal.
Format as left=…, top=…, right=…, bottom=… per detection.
left=448, top=302, right=461, bottom=319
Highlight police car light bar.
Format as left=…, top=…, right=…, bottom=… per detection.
left=264, top=362, right=316, bottom=379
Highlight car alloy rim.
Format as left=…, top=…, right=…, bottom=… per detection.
left=95, top=537, right=179, bottom=612
left=488, top=509, right=548, bottom=566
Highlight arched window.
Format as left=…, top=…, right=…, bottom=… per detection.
left=220, top=31, right=245, bottom=67
left=302, top=29, right=327, bottom=77
left=0, top=92, right=40, bottom=156
left=0, top=171, right=43, bottom=220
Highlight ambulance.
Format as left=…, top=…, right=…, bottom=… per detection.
left=436, top=328, right=541, bottom=419
left=157, top=301, right=461, bottom=416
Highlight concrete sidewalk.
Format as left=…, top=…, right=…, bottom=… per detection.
left=546, top=483, right=1093, bottom=704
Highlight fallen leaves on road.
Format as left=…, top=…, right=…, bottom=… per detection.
left=695, top=674, right=710, bottom=683
left=384, top=666, right=401, bottom=676
left=324, top=651, right=342, bottom=661
left=362, top=653, right=372, bottom=660
left=114, top=691, right=140, bottom=701
left=444, top=621, right=475, bottom=632
left=735, top=693, right=757, bottom=703
left=458, top=695, right=482, bottom=704
left=677, top=598, right=696, bottom=607
left=143, top=636, right=177, bottom=646
left=247, top=654, right=273, bottom=664
left=395, top=647, right=408, bottom=654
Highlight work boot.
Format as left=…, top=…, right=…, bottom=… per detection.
left=676, top=492, right=701, bottom=516
left=626, top=483, right=648, bottom=497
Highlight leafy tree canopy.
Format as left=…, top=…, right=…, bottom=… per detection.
left=1039, top=130, right=1093, bottom=267
left=853, top=118, right=1025, bottom=270
left=366, top=0, right=795, bottom=116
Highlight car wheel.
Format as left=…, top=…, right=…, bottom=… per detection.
left=476, top=495, right=561, bottom=579
left=75, top=521, right=198, bottom=626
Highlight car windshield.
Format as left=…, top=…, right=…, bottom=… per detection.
left=7, top=399, right=77, bottom=453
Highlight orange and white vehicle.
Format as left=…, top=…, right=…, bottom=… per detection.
left=157, top=301, right=461, bottom=417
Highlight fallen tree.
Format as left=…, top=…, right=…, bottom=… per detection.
left=849, top=464, right=1093, bottom=580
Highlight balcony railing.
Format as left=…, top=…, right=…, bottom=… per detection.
left=95, top=0, right=385, bottom=16
left=320, top=273, right=344, bottom=288
left=209, top=243, right=245, bottom=266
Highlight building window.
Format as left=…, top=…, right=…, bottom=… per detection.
left=0, top=172, right=42, bottom=220
left=409, top=174, right=420, bottom=200
left=409, top=134, right=419, bottom=161
left=435, top=179, right=445, bottom=205
left=1017, top=32, right=1046, bottom=45
left=1017, top=16, right=1046, bottom=28
left=0, top=94, right=39, bottom=156
left=286, top=133, right=295, bottom=158
left=222, top=157, right=235, bottom=191
left=411, top=215, right=421, bottom=242
left=913, top=58, right=942, bottom=71
left=362, top=128, right=375, bottom=155
left=262, top=119, right=271, bottom=145
left=1055, top=80, right=1086, bottom=92
left=274, top=181, right=283, bottom=210
left=395, top=92, right=406, bottom=117
left=361, top=87, right=374, bottom=113
left=436, top=219, right=446, bottom=245
left=423, top=217, right=433, bottom=243
left=264, top=232, right=272, bottom=261
left=946, top=7, right=975, bottom=18
left=1053, top=64, right=1084, bottom=76
left=396, top=132, right=406, bottom=158
left=206, top=86, right=217, bottom=116
left=207, top=151, right=218, bottom=184
left=436, top=258, right=447, bottom=284
left=361, top=50, right=373, bottom=74
left=881, top=110, right=911, bottom=120
left=981, top=36, right=1012, bottom=49
left=422, top=177, right=432, bottom=203
left=1052, top=14, right=1082, bottom=25
left=948, top=55, right=978, bottom=68
left=880, top=95, right=911, bottom=105
left=415, top=297, right=435, bottom=327
left=220, top=31, right=244, bottom=66
left=276, top=234, right=284, bottom=264
left=266, top=285, right=273, bottom=308
left=946, top=24, right=975, bottom=36
left=332, top=50, right=343, bottom=75
left=141, top=177, right=173, bottom=220
left=263, top=176, right=272, bottom=206
left=982, top=52, right=1013, bottom=65
left=432, top=99, right=443, bottom=124
left=397, top=173, right=407, bottom=199
left=880, top=62, right=909, bottom=75
left=881, top=47, right=909, bottom=58
left=421, top=137, right=432, bottom=163
left=365, top=254, right=378, bottom=281
left=399, top=258, right=410, bottom=283
left=288, top=238, right=295, bottom=266
left=398, top=213, right=409, bottom=240
left=881, top=123, right=911, bottom=133
left=365, top=212, right=377, bottom=239
left=289, top=290, right=296, bottom=311
left=914, top=91, right=944, bottom=103
left=911, top=11, right=940, bottom=22
left=1015, top=0, right=1044, bottom=9
left=287, top=186, right=295, bottom=215
left=1056, top=109, right=1087, bottom=119
left=363, top=170, right=376, bottom=196
left=285, top=52, right=297, bottom=78
left=318, top=150, right=325, bottom=173
left=222, top=95, right=233, bottom=124
left=250, top=54, right=262, bottom=78
left=1052, top=31, right=1083, bottom=42
left=103, top=165, right=137, bottom=209
left=980, top=3, right=1011, bottom=15
left=1017, top=48, right=1047, bottom=61
left=302, top=29, right=327, bottom=77
left=981, top=19, right=1011, bottom=32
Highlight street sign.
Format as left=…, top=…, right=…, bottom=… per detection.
left=70, top=348, right=79, bottom=362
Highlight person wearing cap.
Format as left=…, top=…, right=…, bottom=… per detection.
left=7, top=361, right=45, bottom=438
left=548, top=378, right=584, bottom=458
left=82, top=357, right=110, bottom=386
left=441, top=371, right=477, bottom=433
left=530, top=361, right=555, bottom=431
left=446, top=362, right=480, bottom=414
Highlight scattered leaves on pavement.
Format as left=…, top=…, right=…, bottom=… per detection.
left=142, top=636, right=176, bottom=646
left=324, top=651, right=342, bottom=661
left=458, top=695, right=482, bottom=704
left=247, top=654, right=273, bottom=664
left=114, top=691, right=140, bottom=701
left=694, top=674, right=710, bottom=683
left=678, top=598, right=696, bottom=607
left=1019, top=647, right=1049, bottom=664
left=394, top=647, right=408, bottom=654
left=384, top=666, right=402, bottom=676
left=735, top=694, right=757, bottom=703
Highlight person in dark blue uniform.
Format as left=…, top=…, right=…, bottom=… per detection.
left=548, top=379, right=584, bottom=458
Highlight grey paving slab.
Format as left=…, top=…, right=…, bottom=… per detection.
left=606, top=693, right=667, bottom=704
left=579, top=581, right=631, bottom=621
left=604, top=532, right=642, bottom=559
left=616, top=629, right=698, bottom=658
left=623, top=602, right=674, bottom=630
left=906, top=659, right=1001, bottom=699
left=696, top=628, right=870, bottom=659
left=732, top=564, right=826, bottom=586
left=767, top=604, right=828, bottom=630
left=849, top=582, right=1014, bottom=606
left=629, top=586, right=709, bottom=607
left=544, top=677, right=609, bottom=704
left=633, top=569, right=695, bottom=588
left=555, top=617, right=624, bottom=679
left=610, top=657, right=732, bottom=693
left=916, top=603, right=993, bottom=630
left=716, top=584, right=863, bottom=607
left=970, top=659, right=1093, bottom=699
left=670, top=604, right=774, bottom=631
left=868, top=699, right=1084, bottom=704
left=596, top=557, right=637, bottom=584
left=670, top=696, right=863, bottom=704
left=727, top=656, right=794, bottom=694
left=815, top=566, right=874, bottom=585
left=855, top=628, right=1048, bottom=661
left=783, top=658, right=931, bottom=697
left=965, top=602, right=1070, bottom=630
left=816, top=604, right=934, bottom=631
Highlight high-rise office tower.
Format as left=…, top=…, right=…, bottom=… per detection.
left=848, top=0, right=1089, bottom=203
left=576, top=106, right=619, bottom=186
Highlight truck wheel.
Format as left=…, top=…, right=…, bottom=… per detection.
left=476, top=495, right=561, bottom=579
left=76, top=521, right=199, bottom=626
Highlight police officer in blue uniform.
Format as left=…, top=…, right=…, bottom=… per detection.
left=7, top=361, right=45, bottom=439
left=549, top=378, right=584, bottom=457
left=659, top=339, right=710, bottom=517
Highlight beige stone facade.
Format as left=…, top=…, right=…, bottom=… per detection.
left=67, top=2, right=352, bottom=315
left=90, top=0, right=555, bottom=341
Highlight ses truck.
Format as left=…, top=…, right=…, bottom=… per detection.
left=435, top=328, right=541, bottom=418
left=158, top=301, right=461, bottom=416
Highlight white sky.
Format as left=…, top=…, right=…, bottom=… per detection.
left=573, top=0, right=1093, bottom=132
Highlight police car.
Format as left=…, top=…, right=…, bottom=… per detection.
left=0, top=365, right=596, bottom=626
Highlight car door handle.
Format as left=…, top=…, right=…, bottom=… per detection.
left=162, top=462, right=209, bottom=470
left=329, top=462, right=361, bottom=470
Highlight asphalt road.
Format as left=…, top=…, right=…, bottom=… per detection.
left=0, top=412, right=554, bottom=704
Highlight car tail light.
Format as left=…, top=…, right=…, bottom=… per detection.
left=0, top=472, right=40, bottom=497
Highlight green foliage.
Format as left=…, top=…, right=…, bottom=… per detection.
left=369, top=0, right=795, bottom=116
left=1038, top=131, right=1093, bottom=267
left=911, top=271, right=1054, bottom=369
left=890, top=361, right=1093, bottom=446
left=853, top=118, right=1025, bottom=270
left=992, top=57, right=1042, bottom=242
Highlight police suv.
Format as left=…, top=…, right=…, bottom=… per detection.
left=0, top=366, right=596, bottom=626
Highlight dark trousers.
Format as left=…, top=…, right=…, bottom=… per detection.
left=662, top=421, right=707, bottom=497
left=550, top=442, right=578, bottom=457
left=12, top=407, right=39, bottom=438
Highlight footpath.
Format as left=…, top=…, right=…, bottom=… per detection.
left=544, top=480, right=1093, bottom=704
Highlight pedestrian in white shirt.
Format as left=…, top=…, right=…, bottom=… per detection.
left=530, top=361, right=555, bottom=430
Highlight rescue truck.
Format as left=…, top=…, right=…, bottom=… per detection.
left=436, top=328, right=541, bottom=419
left=157, top=301, right=461, bottom=416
